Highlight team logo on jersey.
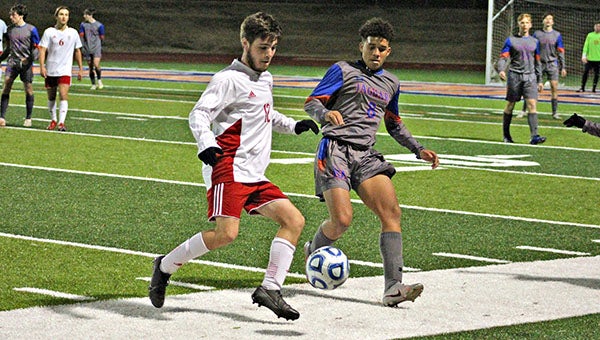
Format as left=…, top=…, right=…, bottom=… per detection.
left=248, top=91, right=256, bottom=99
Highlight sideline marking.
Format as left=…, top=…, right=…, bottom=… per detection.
left=516, top=246, right=591, bottom=256
left=13, top=287, right=95, bottom=301
left=135, top=277, right=214, bottom=290
left=348, top=259, right=420, bottom=272
left=593, top=239, right=600, bottom=243
left=432, top=252, right=511, bottom=264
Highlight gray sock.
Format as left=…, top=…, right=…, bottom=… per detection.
left=310, top=224, right=335, bottom=253
left=380, top=232, right=404, bottom=291
left=528, top=113, right=539, bottom=137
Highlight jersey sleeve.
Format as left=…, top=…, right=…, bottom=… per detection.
left=98, top=24, right=105, bottom=39
left=496, top=37, right=512, bottom=72
left=189, top=74, right=234, bottom=154
left=384, top=87, right=424, bottom=157
left=304, top=63, right=344, bottom=124
left=271, top=109, right=297, bottom=134
left=557, top=33, right=566, bottom=70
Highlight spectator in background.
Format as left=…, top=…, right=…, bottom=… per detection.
left=38, top=6, right=84, bottom=132
left=563, top=113, right=600, bottom=138
left=79, top=8, right=105, bottom=90
left=0, top=3, right=40, bottom=128
left=577, top=22, right=600, bottom=93
left=497, top=13, right=546, bottom=145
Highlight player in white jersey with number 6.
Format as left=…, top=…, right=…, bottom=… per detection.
left=148, top=12, right=318, bottom=321
left=38, top=6, right=83, bottom=132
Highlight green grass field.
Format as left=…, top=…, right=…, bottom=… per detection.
left=0, top=62, right=599, bottom=338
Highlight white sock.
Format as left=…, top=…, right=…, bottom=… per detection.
left=58, top=100, right=68, bottom=124
left=160, top=232, right=210, bottom=274
left=261, top=237, right=295, bottom=290
left=48, top=100, right=56, bottom=121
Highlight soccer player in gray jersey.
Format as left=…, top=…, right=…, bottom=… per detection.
left=79, top=8, right=105, bottom=90
left=0, top=4, right=40, bottom=128
left=497, top=13, right=546, bottom=145
left=520, top=13, right=566, bottom=120
left=304, top=17, right=439, bottom=307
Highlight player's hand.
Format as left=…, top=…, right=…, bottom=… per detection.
left=563, top=113, right=586, bottom=129
left=198, top=147, right=223, bottom=166
left=538, top=83, right=544, bottom=92
left=325, top=110, right=344, bottom=126
left=499, top=71, right=506, bottom=81
left=295, top=119, right=319, bottom=135
left=561, top=69, right=567, bottom=78
left=419, top=149, right=439, bottom=169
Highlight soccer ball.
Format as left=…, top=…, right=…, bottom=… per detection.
left=305, top=246, right=350, bottom=290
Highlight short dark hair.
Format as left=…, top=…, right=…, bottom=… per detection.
left=240, top=12, right=282, bottom=44
left=542, top=13, right=554, bottom=20
left=84, top=8, right=96, bottom=16
left=10, top=3, right=27, bottom=19
left=359, top=17, right=394, bottom=42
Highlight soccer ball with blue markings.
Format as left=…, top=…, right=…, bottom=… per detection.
left=305, top=246, right=350, bottom=290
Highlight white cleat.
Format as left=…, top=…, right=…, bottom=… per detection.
left=382, top=282, right=424, bottom=307
left=23, top=119, right=32, bottom=127
left=97, top=80, right=104, bottom=89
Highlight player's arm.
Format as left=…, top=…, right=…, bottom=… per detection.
left=496, top=38, right=512, bottom=80
left=304, top=63, right=344, bottom=125
left=557, top=34, right=567, bottom=76
left=38, top=46, right=47, bottom=78
left=75, top=48, right=83, bottom=80
left=535, top=40, right=543, bottom=87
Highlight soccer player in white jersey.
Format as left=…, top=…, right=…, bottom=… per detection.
left=148, top=12, right=318, bottom=321
left=38, top=6, right=83, bottom=132
left=0, top=17, right=7, bottom=86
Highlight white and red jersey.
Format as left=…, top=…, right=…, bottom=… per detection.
left=189, top=59, right=296, bottom=187
left=39, top=26, right=82, bottom=76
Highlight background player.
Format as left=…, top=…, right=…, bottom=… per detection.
left=39, top=6, right=84, bottom=132
left=0, top=4, right=39, bottom=128
left=497, top=13, right=546, bottom=145
left=79, top=8, right=105, bottom=90
left=0, top=17, right=7, bottom=86
left=148, top=12, right=318, bottom=321
left=303, top=17, right=439, bottom=308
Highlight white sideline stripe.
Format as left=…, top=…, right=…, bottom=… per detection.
left=135, top=277, right=214, bottom=290
left=116, top=116, right=148, bottom=121
left=13, top=287, right=95, bottom=301
left=432, top=252, right=511, bottom=264
left=516, top=245, right=591, bottom=256
left=593, top=239, right=600, bottom=243
left=0, top=232, right=305, bottom=279
left=2, top=161, right=599, bottom=230
left=348, top=259, right=420, bottom=272
left=71, top=117, right=102, bottom=122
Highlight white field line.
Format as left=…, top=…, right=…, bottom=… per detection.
left=432, top=252, right=511, bottom=264
left=348, top=259, right=420, bottom=272
left=516, top=245, right=591, bottom=256
left=2, top=161, right=599, bottom=230
left=593, top=239, right=600, bottom=243
left=0, top=232, right=305, bottom=279
left=13, top=288, right=95, bottom=301
left=135, top=277, right=214, bottom=290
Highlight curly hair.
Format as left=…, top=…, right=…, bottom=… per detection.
left=240, top=12, right=282, bottom=44
left=358, top=17, right=394, bottom=42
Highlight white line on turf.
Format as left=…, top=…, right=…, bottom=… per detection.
left=348, top=259, right=420, bottom=271
left=593, top=240, right=600, bottom=243
left=13, top=287, right=95, bottom=301
left=135, top=277, right=214, bottom=290
left=516, top=245, right=591, bottom=256
left=2, top=161, right=599, bottom=230
left=432, top=252, right=511, bottom=264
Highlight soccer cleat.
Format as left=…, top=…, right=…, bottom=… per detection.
left=576, top=88, right=585, bottom=93
left=0, top=118, right=5, bottom=127
left=23, top=119, right=32, bottom=127
left=503, top=136, right=514, bottom=143
left=551, top=113, right=561, bottom=120
left=303, top=241, right=312, bottom=261
left=57, top=123, right=66, bottom=132
left=148, top=255, right=171, bottom=308
left=530, top=135, right=546, bottom=145
left=97, top=80, right=104, bottom=89
left=90, top=85, right=97, bottom=90
left=383, top=282, right=424, bottom=307
left=47, top=120, right=57, bottom=130
left=517, top=111, right=526, bottom=118
left=251, top=286, right=299, bottom=321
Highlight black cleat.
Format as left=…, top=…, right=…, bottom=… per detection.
left=251, top=286, right=299, bottom=321
left=148, top=256, right=171, bottom=308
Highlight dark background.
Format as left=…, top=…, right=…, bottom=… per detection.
left=15, top=1, right=488, bottom=70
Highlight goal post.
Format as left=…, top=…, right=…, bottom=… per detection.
left=485, top=0, right=598, bottom=86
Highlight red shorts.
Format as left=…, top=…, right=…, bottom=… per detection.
left=207, top=181, right=288, bottom=221
left=45, top=76, right=71, bottom=88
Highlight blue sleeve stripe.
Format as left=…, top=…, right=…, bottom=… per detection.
left=309, top=64, right=343, bottom=97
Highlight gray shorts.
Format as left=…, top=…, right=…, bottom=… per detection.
left=506, top=71, right=538, bottom=102
left=5, top=58, right=34, bottom=84
left=313, top=137, right=396, bottom=198
left=541, top=62, right=559, bottom=81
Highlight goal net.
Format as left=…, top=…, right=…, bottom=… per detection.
left=485, top=0, right=598, bottom=86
